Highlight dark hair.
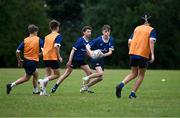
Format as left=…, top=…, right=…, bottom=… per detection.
left=102, top=25, right=111, bottom=31
left=141, top=13, right=152, bottom=24
left=81, top=26, right=92, bottom=33
left=49, top=20, right=60, bottom=30
left=28, top=24, right=39, bottom=34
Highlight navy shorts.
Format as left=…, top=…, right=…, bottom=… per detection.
left=129, top=57, right=149, bottom=68
left=70, top=60, right=87, bottom=68
left=44, top=60, right=60, bottom=69
left=91, top=58, right=104, bottom=71
left=23, top=59, right=38, bottom=75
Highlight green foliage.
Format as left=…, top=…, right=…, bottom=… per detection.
left=83, top=0, right=180, bottom=69
left=0, top=0, right=49, bottom=67
left=0, top=0, right=179, bottom=68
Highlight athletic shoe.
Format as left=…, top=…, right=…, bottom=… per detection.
left=87, top=88, right=94, bottom=93
left=80, top=86, right=88, bottom=93
left=6, top=84, right=12, bottom=94
left=116, top=85, right=122, bottom=98
left=129, top=92, right=137, bottom=99
left=33, top=91, right=40, bottom=94
left=82, top=77, right=89, bottom=86
left=51, top=84, right=59, bottom=93
left=40, top=89, right=50, bottom=96
left=38, top=79, right=46, bottom=90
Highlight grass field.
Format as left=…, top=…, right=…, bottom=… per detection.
left=0, top=69, right=180, bottom=117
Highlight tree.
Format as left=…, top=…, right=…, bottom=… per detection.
left=83, top=0, right=180, bottom=69
left=0, top=0, right=49, bottom=67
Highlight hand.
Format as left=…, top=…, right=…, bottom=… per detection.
left=149, top=54, right=155, bottom=63
left=89, top=51, right=94, bottom=58
left=18, top=59, right=23, bottom=67
left=58, top=56, right=63, bottom=63
left=100, top=51, right=105, bottom=58
left=39, top=52, right=42, bottom=56
left=66, top=61, right=72, bottom=68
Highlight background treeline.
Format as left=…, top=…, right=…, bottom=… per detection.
left=0, top=0, right=179, bottom=69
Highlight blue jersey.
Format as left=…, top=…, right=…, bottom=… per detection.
left=72, top=37, right=89, bottom=61
left=88, top=36, right=114, bottom=54
left=54, top=35, right=63, bottom=47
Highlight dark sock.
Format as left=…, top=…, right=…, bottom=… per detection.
left=118, top=82, right=124, bottom=88
left=55, top=83, right=59, bottom=88
left=130, top=91, right=136, bottom=97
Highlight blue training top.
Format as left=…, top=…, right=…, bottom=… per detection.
left=88, top=36, right=114, bottom=54
left=72, top=37, right=89, bottom=61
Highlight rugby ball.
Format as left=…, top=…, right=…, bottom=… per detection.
left=91, top=49, right=103, bottom=59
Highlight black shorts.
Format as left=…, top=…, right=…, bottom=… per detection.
left=91, top=58, right=104, bottom=71
left=44, top=60, right=60, bottom=69
left=129, top=58, right=149, bottom=68
left=23, top=59, right=38, bottom=75
left=70, top=60, right=87, bottom=68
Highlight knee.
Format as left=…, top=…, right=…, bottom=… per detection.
left=88, top=71, right=92, bottom=75
left=138, top=73, right=145, bottom=80
left=98, top=76, right=103, bottom=81
left=131, top=72, right=138, bottom=79
left=98, top=71, right=104, bottom=77
left=56, top=73, right=60, bottom=78
left=54, top=70, right=60, bottom=77
left=25, top=75, right=31, bottom=81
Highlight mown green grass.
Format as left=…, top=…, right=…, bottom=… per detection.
left=0, top=69, right=180, bottom=117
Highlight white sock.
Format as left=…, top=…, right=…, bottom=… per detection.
left=83, top=76, right=89, bottom=81
left=11, top=82, right=16, bottom=88
left=33, top=87, right=38, bottom=92
left=43, top=88, right=46, bottom=93
left=56, top=80, right=61, bottom=85
left=43, top=77, right=49, bottom=83
left=84, top=86, right=88, bottom=90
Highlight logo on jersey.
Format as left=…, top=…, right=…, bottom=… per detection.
left=96, top=63, right=99, bottom=66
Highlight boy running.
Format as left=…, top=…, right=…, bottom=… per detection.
left=80, top=25, right=114, bottom=93
left=116, top=14, right=156, bottom=99
left=51, top=26, right=93, bottom=93
left=39, top=20, right=63, bottom=96
left=6, top=24, right=43, bottom=94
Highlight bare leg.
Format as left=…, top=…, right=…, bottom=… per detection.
left=6, top=74, right=32, bottom=94
left=86, top=68, right=103, bottom=79
left=48, top=69, right=60, bottom=81
left=86, top=67, right=103, bottom=87
left=56, top=67, right=73, bottom=85
left=14, top=74, right=31, bottom=86
left=51, top=67, right=72, bottom=93
left=115, top=67, right=138, bottom=98
left=45, top=67, right=52, bottom=77
left=32, top=69, right=38, bottom=88
left=81, top=65, right=92, bottom=76
left=122, top=67, right=138, bottom=85
left=81, top=65, right=92, bottom=84
left=132, top=68, right=146, bottom=92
